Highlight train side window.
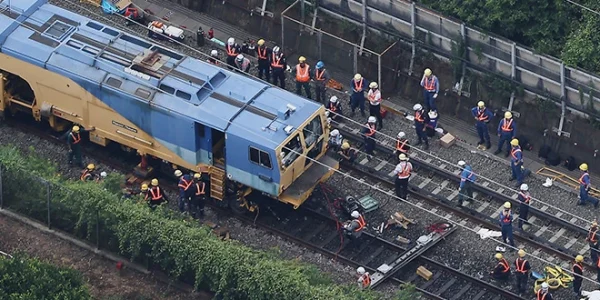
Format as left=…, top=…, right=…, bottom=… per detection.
left=105, top=77, right=122, bottom=89
left=135, top=88, right=151, bottom=99
left=159, top=84, right=175, bottom=95
left=280, top=134, right=302, bottom=168
left=176, top=90, right=191, bottom=100
left=249, top=147, right=272, bottom=169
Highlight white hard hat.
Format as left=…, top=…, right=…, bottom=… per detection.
left=428, top=110, right=438, bottom=118
left=351, top=211, right=360, bottom=218
left=399, top=154, right=408, bottom=161
left=541, top=282, right=549, bottom=290
left=273, top=46, right=280, bottom=53
left=329, top=96, right=338, bottom=103
left=100, top=171, right=107, bottom=178
left=330, top=129, right=339, bottom=137
left=325, top=111, right=330, bottom=117
left=458, top=160, right=466, bottom=167
left=368, top=116, right=376, bottom=123
left=174, top=170, right=183, bottom=177
left=210, top=50, right=218, bottom=56
left=413, top=103, right=422, bottom=111
left=357, top=267, right=365, bottom=274
left=236, top=54, right=244, bottom=61
left=369, top=82, right=378, bottom=89
left=520, top=184, right=528, bottom=191
left=397, top=132, right=405, bottom=139
left=227, top=37, right=234, bottom=45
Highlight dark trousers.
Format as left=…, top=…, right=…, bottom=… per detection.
left=257, top=60, right=270, bottom=80
left=369, top=104, right=383, bottom=129
left=395, top=177, right=409, bottom=199
left=518, top=205, right=529, bottom=229
left=497, top=133, right=513, bottom=154
left=148, top=199, right=164, bottom=210
left=364, top=137, right=375, bottom=155
left=226, top=56, right=236, bottom=70
left=315, top=84, right=326, bottom=103
left=590, top=242, right=599, bottom=262
left=501, top=225, right=515, bottom=246
left=580, top=186, right=600, bottom=206
left=597, top=268, right=600, bottom=283
left=511, top=162, right=523, bottom=185
left=68, top=145, right=83, bottom=167
left=271, top=68, right=285, bottom=89
left=573, top=278, right=582, bottom=296
left=492, top=270, right=510, bottom=280
left=415, top=125, right=428, bottom=145
left=178, top=190, right=190, bottom=212
left=189, top=195, right=205, bottom=218
left=515, top=273, right=528, bottom=293
left=476, top=122, right=491, bottom=147
left=296, top=81, right=311, bottom=99
left=458, top=181, right=473, bottom=204
left=423, top=91, right=436, bottom=111
left=350, top=94, right=365, bottom=115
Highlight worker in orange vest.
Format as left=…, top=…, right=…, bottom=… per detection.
left=234, top=54, right=251, bottom=73
left=350, top=74, right=368, bottom=117
left=326, top=96, right=342, bottom=120
left=587, top=221, right=600, bottom=261
left=338, top=142, right=357, bottom=163
left=175, top=170, right=192, bottom=213
left=146, top=179, right=168, bottom=210
left=536, top=282, right=552, bottom=300
left=255, top=39, right=271, bottom=80
left=393, top=154, right=413, bottom=200
left=356, top=267, right=371, bottom=289
left=189, top=173, right=207, bottom=218
left=343, top=211, right=366, bottom=239
left=270, top=46, right=287, bottom=89
left=292, top=56, right=311, bottom=99
left=313, top=61, right=330, bottom=103
left=67, top=125, right=95, bottom=168
left=573, top=255, right=584, bottom=297
left=495, top=111, right=516, bottom=157
left=490, top=253, right=510, bottom=280
left=367, top=82, right=383, bottom=130
left=393, top=131, right=410, bottom=162
left=225, top=37, right=240, bottom=69
left=413, top=104, right=429, bottom=150
left=80, top=164, right=98, bottom=182
left=420, top=68, right=439, bottom=111
left=579, top=163, right=599, bottom=208
left=361, top=116, right=377, bottom=155
left=514, top=249, right=531, bottom=294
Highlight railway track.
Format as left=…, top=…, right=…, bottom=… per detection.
left=336, top=120, right=595, bottom=270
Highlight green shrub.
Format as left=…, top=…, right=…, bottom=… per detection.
left=0, top=253, right=91, bottom=299
left=0, top=146, right=381, bottom=300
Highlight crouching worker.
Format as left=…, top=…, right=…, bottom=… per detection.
left=343, top=210, right=366, bottom=240
left=146, top=178, right=168, bottom=210
left=356, top=267, right=371, bottom=290
left=338, top=142, right=357, bottom=163
left=490, top=253, right=511, bottom=280
left=328, top=129, right=343, bottom=151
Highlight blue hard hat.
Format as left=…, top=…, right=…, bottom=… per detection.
left=316, top=61, right=324, bottom=69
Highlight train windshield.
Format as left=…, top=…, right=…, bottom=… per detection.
left=302, top=115, right=323, bottom=148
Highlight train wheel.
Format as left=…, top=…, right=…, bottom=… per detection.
left=228, top=196, right=248, bottom=215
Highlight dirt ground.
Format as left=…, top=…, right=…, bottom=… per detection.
left=0, top=214, right=213, bottom=300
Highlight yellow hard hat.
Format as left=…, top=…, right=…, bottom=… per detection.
left=592, top=221, right=598, bottom=226
left=477, top=101, right=485, bottom=108
left=575, top=255, right=584, bottom=262
left=495, top=253, right=503, bottom=260
left=503, top=202, right=511, bottom=209
left=510, top=139, right=519, bottom=146
left=354, top=73, right=362, bottom=81
left=194, top=173, right=201, bottom=179
left=518, top=249, right=526, bottom=257
left=341, top=142, right=350, bottom=150
left=298, top=56, right=306, bottom=62
left=87, top=164, right=95, bottom=170
left=257, top=39, right=265, bottom=46
left=151, top=178, right=159, bottom=186
left=72, top=125, right=80, bottom=133
left=399, top=154, right=408, bottom=161
left=424, top=68, right=432, bottom=76
left=141, top=184, right=148, bottom=191
left=580, top=163, right=589, bottom=171
left=369, top=82, right=378, bottom=89
left=504, top=111, right=512, bottom=119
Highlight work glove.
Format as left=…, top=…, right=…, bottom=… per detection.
left=433, top=93, right=438, bottom=98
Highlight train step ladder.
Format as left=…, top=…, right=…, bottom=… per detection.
left=209, top=166, right=225, bottom=201
left=536, top=167, right=600, bottom=198
left=368, top=223, right=458, bottom=289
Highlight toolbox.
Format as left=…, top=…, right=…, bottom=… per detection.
left=358, top=195, right=379, bottom=213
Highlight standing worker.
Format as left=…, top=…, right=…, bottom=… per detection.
left=457, top=160, right=476, bottom=207
left=499, top=202, right=515, bottom=247
left=327, top=96, right=342, bottom=119
left=175, top=170, right=192, bottom=213
left=293, top=56, right=311, bottom=99
left=490, top=253, right=511, bottom=280
left=356, top=267, right=371, bottom=290
left=472, top=101, right=493, bottom=150
left=536, top=282, right=553, bottom=300
left=413, top=104, right=429, bottom=150
left=495, top=111, right=516, bottom=157
left=80, top=164, right=98, bottom=182
left=67, top=125, right=95, bottom=168
left=514, top=249, right=531, bottom=294
left=420, top=68, right=439, bottom=112
left=367, top=82, right=383, bottom=130
left=393, top=132, right=410, bottom=161
left=509, top=139, right=524, bottom=186
left=343, top=210, right=366, bottom=240
left=393, top=154, right=413, bottom=200
left=587, top=221, right=600, bottom=261
left=350, top=74, right=368, bottom=117
left=579, top=163, right=600, bottom=208
left=573, top=255, right=584, bottom=297
left=225, top=37, right=240, bottom=69
left=361, top=116, right=377, bottom=156
left=255, top=39, right=270, bottom=80
left=190, top=173, right=206, bottom=218
left=270, top=46, right=287, bottom=89
left=517, top=184, right=532, bottom=230
left=147, top=179, right=168, bottom=209
left=313, top=61, right=330, bottom=104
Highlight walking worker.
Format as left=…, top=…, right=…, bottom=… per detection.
left=225, top=37, right=240, bottom=69
left=517, top=184, right=532, bottom=230
left=367, top=82, right=383, bottom=129
left=328, top=129, right=343, bottom=151
left=338, top=142, right=358, bottom=163
left=472, top=101, right=493, bottom=150
left=255, top=39, right=270, bottom=80
left=457, top=160, right=476, bottom=207
left=80, top=164, right=98, bottom=182
left=208, top=50, right=219, bottom=65
left=270, top=46, right=287, bottom=89
left=327, top=96, right=342, bottom=120
left=394, top=131, right=410, bottom=160
left=495, top=111, right=516, bottom=157
left=536, top=282, right=552, bottom=300
left=147, top=178, right=168, bottom=209
left=343, top=210, right=366, bottom=240
left=413, top=104, right=429, bottom=150
left=579, top=163, right=600, bottom=208
left=499, top=202, right=515, bottom=247
left=420, top=68, right=439, bottom=112
left=573, top=255, right=584, bottom=297
left=313, top=61, right=330, bottom=103
left=190, top=173, right=206, bottom=218
left=175, top=169, right=192, bottom=213
left=393, top=154, right=413, bottom=200
left=509, top=139, right=524, bottom=186
left=350, top=73, right=368, bottom=117
left=292, top=56, right=311, bottom=98
left=356, top=267, right=371, bottom=289
left=425, top=110, right=438, bottom=138
left=514, top=249, right=531, bottom=294
left=67, top=125, right=95, bottom=168
left=361, top=116, right=377, bottom=155
left=490, top=253, right=511, bottom=280
left=234, top=54, right=251, bottom=73
left=587, top=221, right=600, bottom=261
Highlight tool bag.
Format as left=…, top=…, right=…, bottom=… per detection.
left=538, top=144, right=552, bottom=159
left=545, top=151, right=561, bottom=166
left=564, top=156, right=577, bottom=171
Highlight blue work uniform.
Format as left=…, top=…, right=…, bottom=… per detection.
left=177, top=174, right=192, bottom=212
left=458, top=165, right=476, bottom=205
left=499, top=209, right=515, bottom=247
left=472, top=106, right=493, bottom=148
left=350, top=78, right=368, bottom=116
left=361, top=122, right=376, bottom=155
left=579, top=171, right=599, bottom=207
left=517, top=191, right=531, bottom=230
left=497, top=118, right=516, bottom=155
left=414, top=109, right=429, bottom=146
left=510, top=146, right=524, bottom=185
left=420, top=75, right=439, bottom=111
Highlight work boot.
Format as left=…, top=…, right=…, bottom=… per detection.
left=509, top=177, right=514, bottom=181
left=350, top=111, right=355, bottom=117
left=505, top=152, right=510, bottom=158
left=494, top=149, right=501, bottom=155
left=423, top=143, right=429, bottom=150
left=415, top=140, right=422, bottom=146
left=486, top=142, right=491, bottom=149
left=360, top=111, right=366, bottom=117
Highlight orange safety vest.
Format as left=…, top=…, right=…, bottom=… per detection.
left=354, top=215, right=366, bottom=232
left=588, top=227, right=598, bottom=243
left=415, top=111, right=424, bottom=122
left=519, top=192, right=530, bottom=204
left=476, top=109, right=489, bottom=121
left=257, top=47, right=268, bottom=60
left=328, top=102, right=338, bottom=113
left=597, top=257, right=600, bottom=268
left=398, top=163, right=412, bottom=179
left=226, top=45, right=238, bottom=57
left=502, top=211, right=512, bottom=223
left=353, top=79, right=363, bottom=92
left=151, top=21, right=163, bottom=28
left=271, top=53, right=283, bottom=68
left=80, top=170, right=92, bottom=181
left=296, top=64, right=310, bottom=82
left=194, top=182, right=206, bottom=196
left=536, top=290, right=547, bottom=300
left=178, top=177, right=192, bottom=191
left=573, top=262, right=583, bottom=275
left=149, top=187, right=163, bottom=201
left=364, top=123, right=376, bottom=137
left=501, top=119, right=513, bottom=132
left=396, top=139, right=408, bottom=152
left=515, top=258, right=528, bottom=274
left=423, top=77, right=435, bottom=91
left=360, top=273, right=371, bottom=288
left=510, top=148, right=521, bottom=160
left=579, top=173, right=589, bottom=185
left=498, top=258, right=510, bottom=273
left=70, top=132, right=81, bottom=144
left=315, top=69, right=325, bottom=81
